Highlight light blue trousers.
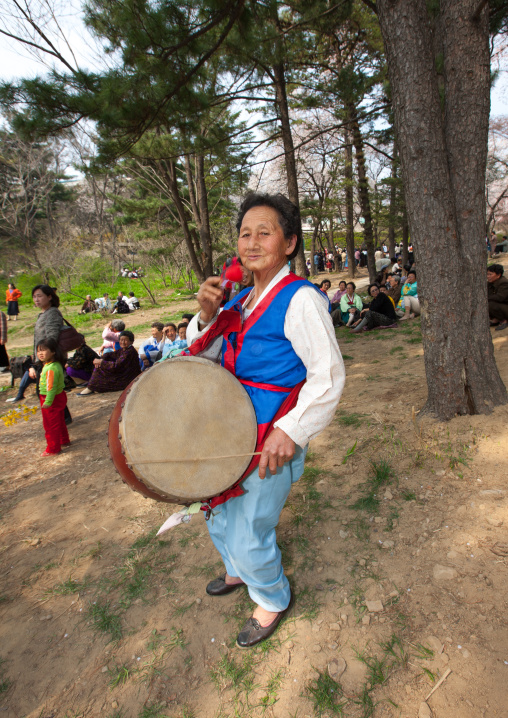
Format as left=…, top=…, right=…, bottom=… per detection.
left=206, top=446, right=306, bottom=612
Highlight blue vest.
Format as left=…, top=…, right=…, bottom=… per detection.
left=221, top=273, right=327, bottom=430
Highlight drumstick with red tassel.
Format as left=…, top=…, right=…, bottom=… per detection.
left=225, top=264, right=244, bottom=284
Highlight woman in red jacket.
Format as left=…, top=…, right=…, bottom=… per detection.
left=6, top=283, right=22, bottom=321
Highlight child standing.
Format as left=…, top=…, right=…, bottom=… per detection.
left=37, top=338, right=70, bottom=456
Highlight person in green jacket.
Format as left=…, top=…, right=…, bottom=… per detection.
left=339, top=282, right=363, bottom=325
left=36, top=338, right=70, bottom=456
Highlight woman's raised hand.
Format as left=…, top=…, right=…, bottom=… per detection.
left=196, top=276, right=223, bottom=323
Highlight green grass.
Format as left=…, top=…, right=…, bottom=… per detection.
left=351, top=460, right=395, bottom=514
left=138, top=704, right=169, bottom=718
left=87, top=601, right=123, bottom=642
left=306, top=670, right=346, bottom=716
left=389, top=345, right=404, bottom=355
left=108, top=663, right=132, bottom=688
left=337, top=412, right=365, bottom=428
left=47, top=576, right=88, bottom=595
left=0, top=658, right=11, bottom=694
left=342, top=354, right=354, bottom=360
left=210, top=653, right=255, bottom=694
left=297, top=585, right=321, bottom=621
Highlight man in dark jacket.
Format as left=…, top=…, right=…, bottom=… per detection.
left=487, top=264, right=508, bottom=331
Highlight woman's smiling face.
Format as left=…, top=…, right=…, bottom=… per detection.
left=238, top=206, right=296, bottom=276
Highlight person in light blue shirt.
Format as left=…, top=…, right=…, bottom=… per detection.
left=140, top=322, right=165, bottom=369
left=159, top=322, right=188, bottom=359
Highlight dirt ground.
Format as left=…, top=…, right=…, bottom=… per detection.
left=1, top=272, right=508, bottom=718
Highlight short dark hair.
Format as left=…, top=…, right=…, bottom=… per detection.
left=36, top=337, right=65, bottom=366
left=407, top=270, right=416, bottom=279
left=119, top=330, right=134, bottom=343
left=32, top=285, right=60, bottom=308
left=129, top=291, right=135, bottom=297
left=182, top=313, right=195, bottom=321
left=346, top=282, right=356, bottom=290
left=164, top=322, right=177, bottom=331
left=488, top=264, right=504, bottom=276
left=236, top=192, right=302, bottom=261
left=319, top=280, right=331, bottom=288
left=368, top=283, right=381, bottom=295
left=151, top=322, right=164, bottom=331
left=339, top=280, right=346, bottom=288
left=177, top=323, right=187, bottom=331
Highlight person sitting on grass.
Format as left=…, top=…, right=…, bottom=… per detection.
left=77, top=331, right=140, bottom=395
left=351, top=283, right=398, bottom=333
left=339, top=282, right=363, bottom=326
left=65, top=341, right=100, bottom=385
left=397, top=270, right=420, bottom=320
left=487, top=263, right=508, bottom=331
left=380, top=285, right=396, bottom=309
left=79, top=295, right=97, bottom=314
left=158, top=322, right=189, bottom=361
left=126, top=291, right=140, bottom=311
left=112, top=292, right=130, bottom=314
left=319, top=279, right=331, bottom=295
left=386, top=274, right=402, bottom=306
left=100, top=319, right=125, bottom=355
left=177, top=323, right=187, bottom=344
left=330, top=280, right=347, bottom=311
left=139, top=322, right=165, bottom=369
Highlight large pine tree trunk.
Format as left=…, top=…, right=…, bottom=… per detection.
left=348, top=105, right=376, bottom=282
left=388, top=143, right=398, bottom=259
left=344, top=128, right=356, bottom=278
left=377, top=0, right=507, bottom=419
left=273, top=62, right=306, bottom=277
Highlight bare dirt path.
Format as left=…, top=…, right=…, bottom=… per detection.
left=1, top=270, right=507, bottom=718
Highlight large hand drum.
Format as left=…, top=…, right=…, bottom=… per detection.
left=108, top=356, right=257, bottom=504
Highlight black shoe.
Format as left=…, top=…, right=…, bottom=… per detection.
left=495, top=321, right=508, bottom=331
left=206, top=573, right=245, bottom=596
left=236, top=592, right=294, bottom=649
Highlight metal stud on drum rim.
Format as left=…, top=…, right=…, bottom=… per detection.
left=109, top=356, right=258, bottom=504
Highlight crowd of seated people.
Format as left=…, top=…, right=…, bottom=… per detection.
left=326, top=264, right=420, bottom=331
left=68, top=311, right=193, bottom=396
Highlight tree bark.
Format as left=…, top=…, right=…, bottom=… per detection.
left=273, top=62, right=306, bottom=276
left=348, top=105, right=376, bottom=282
left=388, top=142, right=398, bottom=259
left=163, top=160, right=206, bottom=284
left=377, top=0, right=507, bottom=419
left=344, top=127, right=356, bottom=278
left=401, top=205, right=409, bottom=268
left=185, top=153, right=214, bottom=277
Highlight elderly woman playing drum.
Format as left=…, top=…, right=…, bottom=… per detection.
left=187, top=192, right=345, bottom=648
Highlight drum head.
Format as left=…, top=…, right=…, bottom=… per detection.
left=118, top=356, right=257, bottom=503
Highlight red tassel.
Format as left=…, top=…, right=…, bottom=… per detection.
left=225, top=264, right=244, bottom=283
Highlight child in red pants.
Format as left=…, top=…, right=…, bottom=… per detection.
left=37, top=338, right=70, bottom=456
